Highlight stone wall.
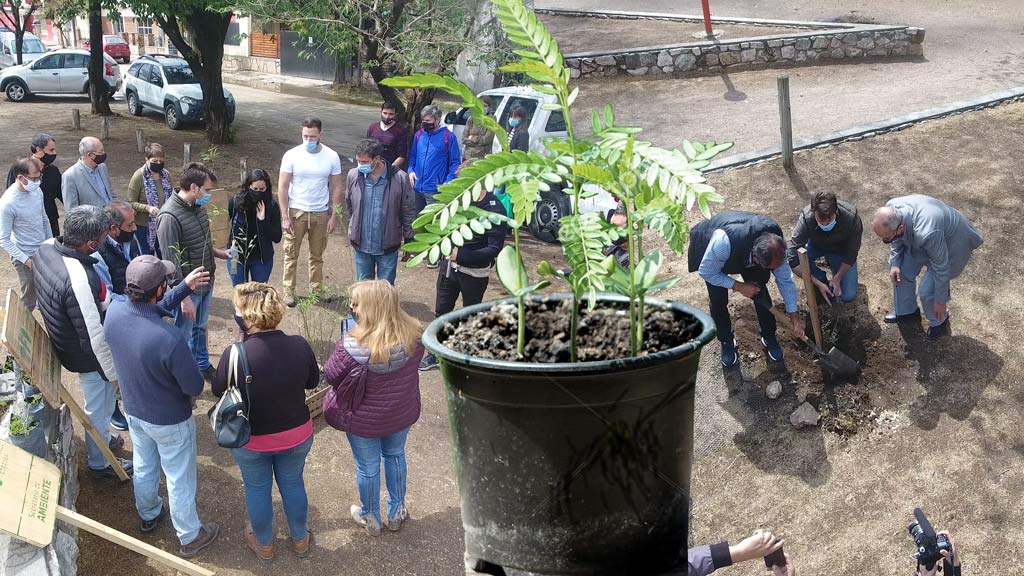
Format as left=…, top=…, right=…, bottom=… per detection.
left=222, top=54, right=282, bottom=75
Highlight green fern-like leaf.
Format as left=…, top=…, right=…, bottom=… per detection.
left=558, top=212, right=616, bottom=308
left=493, top=0, right=566, bottom=80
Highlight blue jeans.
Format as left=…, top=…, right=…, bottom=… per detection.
left=136, top=225, right=160, bottom=256
left=230, top=258, right=274, bottom=286
left=231, top=435, right=313, bottom=546
left=127, top=415, right=202, bottom=545
left=353, top=249, right=399, bottom=285
left=805, top=243, right=859, bottom=303
left=174, top=288, right=213, bottom=370
left=346, top=428, right=410, bottom=524
left=80, top=371, right=116, bottom=470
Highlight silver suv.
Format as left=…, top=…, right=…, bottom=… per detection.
left=0, top=48, right=121, bottom=102
left=124, top=55, right=235, bottom=130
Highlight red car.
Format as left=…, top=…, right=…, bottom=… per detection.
left=83, top=35, right=131, bottom=63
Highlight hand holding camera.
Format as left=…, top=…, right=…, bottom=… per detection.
left=909, top=509, right=959, bottom=576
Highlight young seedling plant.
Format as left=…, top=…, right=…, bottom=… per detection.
left=387, top=0, right=732, bottom=360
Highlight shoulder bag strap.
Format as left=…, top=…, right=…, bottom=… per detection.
left=234, top=342, right=254, bottom=418
left=227, top=343, right=239, bottom=392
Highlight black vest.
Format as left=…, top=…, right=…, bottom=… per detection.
left=688, top=211, right=784, bottom=275
left=97, top=238, right=141, bottom=294
left=795, top=200, right=861, bottom=256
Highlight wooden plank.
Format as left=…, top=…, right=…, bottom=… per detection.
left=207, top=187, right=231, bottom=251
left=60, top=387, right=130, bottom=482
left=0, top=441, right=61, bottom=547
left=2, top=289, right=61, bottom=409
left=797, top=247, right=824, bottom=348
left=778, top=76, right=794, bottom=169
left=305, top=386, right=329, bottom=419
left=56, top=506, right=215, bottom=576
left=249, top=33, right=279, bottom=58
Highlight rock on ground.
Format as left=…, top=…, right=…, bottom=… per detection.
left=790, top=402, right=821, bottom=428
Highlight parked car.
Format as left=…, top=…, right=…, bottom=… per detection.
left=0, top=48, right=121, bottom=102
left=443, top=86, right=617, bottom=243
left=0, top=31, right=47, bottom=68
left=84, top=35, right=131, bottom=64
left=124, top=54, right=236, bottom=130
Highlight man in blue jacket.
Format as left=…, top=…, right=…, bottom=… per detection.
left=407, top=104, right=461, bottom=213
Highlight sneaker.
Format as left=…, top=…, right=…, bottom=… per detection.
left=720, top=338, right=739, bottom=368
left=110, top=402, right=128, bottom=431
left=926, top=315, right=951, bottom=340
left=89, top=457, right=134, bottom=480
left=350, top=504, right=382, bottom=536
left=760, top=336, right=785, bottom=362
left=180, top=523, right=220, bottom=559
left=285, top=291, right=297, bottom=308
left=387, top=507, right=409, bottom=532
left=108, top=434, right=124, bottom=452
left=139, top=502, right=169, bottom=533
left=244, top=524, right=274, bottom=561
left=291, top=529, right=312, bottom=558
left=419, top=353, right=439, bottom=372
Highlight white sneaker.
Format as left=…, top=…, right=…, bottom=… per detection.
left=350, top=504, right=381, bottom=536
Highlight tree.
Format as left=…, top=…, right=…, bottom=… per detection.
left=1, top=0, right=41, bottom=65
left=87, top=0, right=112, bottom=114
left=234, top=0, right=487, bottom=126
left=124, top=0, right=233, bottom=143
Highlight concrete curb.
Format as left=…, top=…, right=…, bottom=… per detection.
left=706, top=86, right=1024, bottom=173
left=539, top=7, right=874, bottom=30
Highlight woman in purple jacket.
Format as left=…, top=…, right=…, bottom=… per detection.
left=323, top=279, right=424, bottom=535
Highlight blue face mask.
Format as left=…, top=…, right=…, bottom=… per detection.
left=509, top=118, right=520, bottom=128
left=818, top=218, right=837, bottom=232
left=357, top=163, right=373, bottom=174
left=304, top=140, right=318, bottom=152
left=196, top=192, right=211, bottom=207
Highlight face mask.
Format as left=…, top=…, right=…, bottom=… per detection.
left=304, top=140, right=318, bottom=152
left=818, top=218, right=837, bottom=232
left=381, top=115, right=395, bottom=125
left=22, top=178, right=40, bottom=193
left=421, top=121, right=436, bottom=131
left=92, top=152, right=107, bottom=165
left=233, top=312, right=248, bottom=332
left=114, top=227, right=135, bottom=243
left=196, top=192, right=211, bottom=207
left=357, top=163, right=373, bottom=175
left=248, top=188, right=268, bottom=198
left=509, top=118, right=520, bottom=128
left=41, top=153, right=56, bottom=165
left=149, top=162, right=164, bottom=173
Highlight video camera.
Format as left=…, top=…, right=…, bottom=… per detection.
left=908, top=508, right=953, bottom=569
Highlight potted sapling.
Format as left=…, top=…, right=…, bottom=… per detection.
left=383, top=1, right=733, bottom=573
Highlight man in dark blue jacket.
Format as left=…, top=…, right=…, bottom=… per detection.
left=104, top=255, right=220, bottom=559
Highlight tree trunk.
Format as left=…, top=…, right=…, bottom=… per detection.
left=186, top=13, right=232, bottom=144
left=87, top=0, right=111, bottom=115
left=14, top=29, right=23, bottom=65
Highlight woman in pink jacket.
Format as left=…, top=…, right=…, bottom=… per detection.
left=323, top=280, right=424, bottom=535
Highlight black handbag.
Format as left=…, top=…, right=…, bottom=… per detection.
left=207, top=342, right=252, bottom=448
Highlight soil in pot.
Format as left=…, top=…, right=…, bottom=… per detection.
left=439, top=298, right=703, bottom=362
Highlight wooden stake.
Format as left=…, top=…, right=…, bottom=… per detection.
left=183, top=142, right=192, bottom=165
left=55, top=506, right=215, bottom=576
left=101, top=117, right=110, bottom=140
left=777, top=76, right=794, bottom=169
left=797, top=247, right=824, bottom=348
left=71, top=109, right=81, bottom=130
left=60, top=387, right=129, bottom=482
left=239, top=157, right=247, bottom=186
left=135, top=128, right=145, bottom=153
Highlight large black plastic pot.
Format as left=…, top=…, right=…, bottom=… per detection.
left=423, top=294, right=716, bottom=575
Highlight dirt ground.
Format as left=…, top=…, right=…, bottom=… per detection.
left=538, top=13, right=816, bottom=54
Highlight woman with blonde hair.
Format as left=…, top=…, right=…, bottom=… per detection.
left=212, top=282, right=320, bottom=560
left=323, top=279, right=424, bottom=536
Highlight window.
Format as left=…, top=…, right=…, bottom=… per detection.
left=163, top=65, right=196, bottom=85
left=63, top=54, right=88, bottom=69
left=545, top=111, right=566, bottom=133
left=33, top=54, right=61, bottom=69
left=112, top=18, right=124, bottom=34
left=497, top=97, right=539, bottom=129
left=128, top=61, right=143, bottom=77
left=142, top=64, right=162, bottom=85
left=137, top=19, right=153, bottom=35
left=21, top=37, right=45, bottom=54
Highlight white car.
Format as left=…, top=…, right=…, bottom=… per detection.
left=443, top=86, right=617, bottom=243
left=0, top=31, right=46, bottom=68
left=124, top=55, right=235, bottom=130
left=0, top=48, right=121, bottom=102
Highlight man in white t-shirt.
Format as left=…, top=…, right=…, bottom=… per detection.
left=278, top=117, right=344, bottom=306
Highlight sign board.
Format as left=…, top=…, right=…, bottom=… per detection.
left=0, top=440, right=60, bottom=547
left=2, top=289, right=62, bottom=409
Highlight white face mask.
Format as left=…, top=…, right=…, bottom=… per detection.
left=22, top=177, right=40, bottom=193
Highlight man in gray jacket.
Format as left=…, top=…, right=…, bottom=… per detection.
left=873, top=194, right=983, bottom=340
left=63, top=136, right=115, bottom=209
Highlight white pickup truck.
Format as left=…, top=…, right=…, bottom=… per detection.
left=443, top=86, right=617, bottom=243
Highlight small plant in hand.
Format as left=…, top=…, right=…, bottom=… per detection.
left=384, top=0, right=731, bottom=361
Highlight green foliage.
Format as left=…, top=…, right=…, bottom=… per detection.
left=9, top=414, right=38, bottom=436
left=296, top=284, right=349, bottom=364
left=200, top=145, right=221, bottom=165
left=385, top=0, right=733, bottom=360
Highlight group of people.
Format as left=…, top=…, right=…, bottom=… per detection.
left=688, top=190, right=983, bottom=367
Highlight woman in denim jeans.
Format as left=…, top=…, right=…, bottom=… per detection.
left=212, top=282, right=320, bottom=559
left=228, top=169, right=282, bottom=285
left=323, top=280, right=424, bottom=535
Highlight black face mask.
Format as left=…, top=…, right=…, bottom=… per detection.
left=114, top=227, right=135, bottom=243
left=41, top=153, right=56, bottom=165
left=234, top=313, right=248, bottom=332
left=149, top=162, right=164, bottom=173
left=381, top=115, right=396, bottom=125
left=92, top=152, right=107, bottom=165
left=421, top=121, right=436, bottom=131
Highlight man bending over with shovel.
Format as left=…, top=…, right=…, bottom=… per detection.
left=787, top=190, right=863, bottom=304
left=689, top=211, right=804, bottom=367
left=873, top=194, right=983, bottom=340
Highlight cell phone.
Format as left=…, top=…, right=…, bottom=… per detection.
left=764, top=546, right=786, bottom=568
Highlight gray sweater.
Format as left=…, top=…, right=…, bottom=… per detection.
left=0, top=182, right=51, bottom=263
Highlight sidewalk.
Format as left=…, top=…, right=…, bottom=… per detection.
left=222, top=69, right=333, bottom=93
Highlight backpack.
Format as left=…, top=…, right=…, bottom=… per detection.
left=413, top=128, right=452, bottom=166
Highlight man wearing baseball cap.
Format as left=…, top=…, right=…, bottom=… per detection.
left=103, top=256, right=221, bottom=559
